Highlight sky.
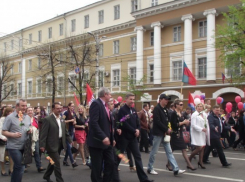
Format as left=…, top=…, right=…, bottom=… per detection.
left=0, top=0, right=101, bottom=37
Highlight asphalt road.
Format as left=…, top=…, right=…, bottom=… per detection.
left=1, top=147, right=245, bottom=182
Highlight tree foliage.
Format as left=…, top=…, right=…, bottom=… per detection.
left=216, top=0, right=245, bottom=84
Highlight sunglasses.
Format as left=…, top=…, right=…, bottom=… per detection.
left=179, top=104, right=183, bottom=106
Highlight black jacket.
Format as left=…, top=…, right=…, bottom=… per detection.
left=208, top=112, right=231, bottom=140
left=152, top=103, right=169, bottom=136
left=87, top=98, right=114, bottom=149
left=118, top=104, right=140, bottom=140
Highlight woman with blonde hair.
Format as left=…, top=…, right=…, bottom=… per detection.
left=74, top=105, right=88, bottom=164
left=189, top=102, right=210, bottom=169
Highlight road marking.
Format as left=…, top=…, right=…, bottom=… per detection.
left=158, top=151, right=245, bottom=160
left=119, top=164, right=244, bottom=182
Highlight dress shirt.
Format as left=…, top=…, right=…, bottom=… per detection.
left=53, top=113, right=62, bottom=138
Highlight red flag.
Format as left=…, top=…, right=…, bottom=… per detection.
left=86, top=84, right=95, bottom=106
left=73, top=92, right=80, bottom=106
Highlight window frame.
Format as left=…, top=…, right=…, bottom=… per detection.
left=18, top=62, right=22, bottom=73
left=99, top=44, right=103, bottom=57
left=71, top=19, right=76, bottom=32
left=131, top=0, right=138, bottom=12
left=130, top=37, right=137, bottom=51
left=29, top=33, right=32, bottom=44
left=112, top=69, right=120, bottom=87
left=38, top=30, right=42, bottom=42
left=48, top=27, right=52, bottom=39
left=197, top=57, right=207, bottom=79
left=150, top=31, right=154, bottom=46
left=28, top=80, right=33, bottom=95
left=98, top=10, right=104, bottom=24
left=59, top=23, right=63, bottom=36
left=114, top=5, right=120, bottom=20
left=198, top=20, right=207, bottom=38
left=28, top=59, right=32, bottom=71
left=151, top=0, right=158, bottom=6
left=113, top=40, right=119, bottom=54
left=172, top=60, right=183, bottom=81
left=173, top=26, right=181, bottom=42
left=36, top=78, right=42, bottom=94
left=84, top=15, right=89, bottom=29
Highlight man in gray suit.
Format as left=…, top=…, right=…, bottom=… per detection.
left=40, top=102, right=72, bottom=182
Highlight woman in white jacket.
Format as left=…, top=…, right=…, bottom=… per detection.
left=189, top=102, right=210, bottom=169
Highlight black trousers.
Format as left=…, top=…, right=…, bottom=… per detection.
left=139, top=129, right=149, bottom=152
left=203, top=138, right=228, bottom=165
left=233, top=133, right=245, bottom=148
left=89, top=146, right=114, bottom=182
left=118, top=137, right=148, bottom=182
left=44, top=140, right=64, bottom=182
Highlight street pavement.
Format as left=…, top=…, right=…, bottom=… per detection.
left=1, top=146, right=245, bottom=182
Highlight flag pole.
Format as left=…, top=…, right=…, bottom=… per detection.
left=181, top=82, right=183, bottom=94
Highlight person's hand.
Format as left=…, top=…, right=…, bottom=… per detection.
left=135, top=129, right=140, bottom=137
left=113, top=140, right=116, bottom=147
left=231, top=127, right=236, bottom=133
left=27, top=128, right=33, bottom=134
left=102, top=137, right=110, bottom=146
left=2, top=138, right=7, bottom=141
left=73, top=121, right=77, bottom=125
left=85, top=123, right=88, bottom=127
left=71, top=119, right=75, bottom=123
left=81, top=125, right=85, bottom=129
left=117, top=129, right=122, bottom=135
left=13, top=132, right=22, bottom=138
left=184, top=119, right=190, bottom=125
left=40, top=147, right=45, bottom=153
left=202, top=128, right=207, bottom=133
left=166, top=129, right=172, bottom=135
left=215, top=126, right=219, bottom=132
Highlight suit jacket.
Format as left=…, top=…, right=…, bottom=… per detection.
left=208, top=112, right=231, bottom=140
left=152, top=103, right=169, bottom=136
left=138, top=110, right=149, bottom=130
left=118, top=104, right=140, bottom=140
left=39, top=114, right=71, bottom=153
left=87, top=98, right=114, bottom=149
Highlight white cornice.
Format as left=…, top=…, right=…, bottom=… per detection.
left=181, top=14, right=195, bottom=21
left=131, top=0, right=212, bottom=19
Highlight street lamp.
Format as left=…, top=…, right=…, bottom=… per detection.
left=87, top=32, right=106, bottom=98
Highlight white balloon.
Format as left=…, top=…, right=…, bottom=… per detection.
left=194, top=98, right=201, bottom=105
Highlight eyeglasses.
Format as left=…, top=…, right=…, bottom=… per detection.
left=179, top=104, right=183, bottom=106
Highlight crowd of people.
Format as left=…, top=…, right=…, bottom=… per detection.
left=0, top=88, right=245, bottom=182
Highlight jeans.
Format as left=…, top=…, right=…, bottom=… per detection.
left=34, top=141, right=41, bottom=169
left=8, top=149, right=25, bottom=182
left=64, top=141, right=74, bottom=164
left=147, top=136, right=179, bottom=172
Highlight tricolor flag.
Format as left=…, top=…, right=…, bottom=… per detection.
left=182, top=62, right=196, bottom=85
left=86, top=83, right=95, bottom=106
left=222, top=73, right=226, bottom=84
left=188, top=92, right=195, bottom=111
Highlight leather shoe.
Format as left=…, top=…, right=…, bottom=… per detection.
left=43, top=177, right=53, bottom=182
left=223, top=163, right=232, bottom=167
left=203, top=161, right=211, bottom=164
left=142, top=180, right=154, bottom=182
left=38, top=167, right=46, bottom=172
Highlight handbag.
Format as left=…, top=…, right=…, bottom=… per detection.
left=0, top=138, right=7, bottom=145
left=182, top=131, right=190, bottom=143
left=71, top=146, right=78, bottom=154
left=22, top=133, right=32, bottom=165
left=164, top=135, right=171, bottom=143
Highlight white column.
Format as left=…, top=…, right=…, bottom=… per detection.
left=134, top=26, right=144, bottom=85
left=151, top=22, right=163, bottom=85
left=22, top=58, right=26, bottom=98
left=181, top=14, right=194, bottom=71
left=204, top=9, right=217, bottom=81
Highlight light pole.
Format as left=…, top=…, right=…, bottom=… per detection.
left=88, top=32, right=106, bottom=98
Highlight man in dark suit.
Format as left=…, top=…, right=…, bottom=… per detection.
left=40, top=102, right=72, bottom=182
left=118, top=93, right=153, bottom=182
left=203, top=105, right=235, bottom=167
left=87, top=87, right=115, bottom=182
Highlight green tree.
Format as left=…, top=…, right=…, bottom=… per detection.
left=216, top=0, right=245, bottom=84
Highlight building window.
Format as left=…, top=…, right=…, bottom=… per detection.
left=29, top=34, right=32, bottom=44
left=18, top=62, right=22, bottom=73
left=59, top=23, right=63, bottom=36
left=38, top=30, right=42, bottom=42
left=28, top=81, right=32, bottom=95
left=4, top=42, right=6, bottom=52
left=113, top=69, right=120, bottom=86
left=198, top=57, right=207, bottom=78
left=150, top=32, right=154, bottom=46
left=71, top=19, right=76, bottom=32
left=18, top=83, right=22, bottom=96
left=48, top=27, right=52, bottom=39
left=199, top=20, right=207, bottom=37
left=37, top=79, right=42, bottom=94
left=129, top=67, right=136, bottom=84
left=151, top=0, right=158, bottom=6
left=19, top=39, right=22, bottom=49
left=58, top=76, right=64, bottom=92
left=11, top=40, right=14, bottom=50
left=83, top=72, right=89, bottom=86
left=173, top=26, right=181, bottom=42
left=99, top=44, right=103, bottom=57
left=99, top=70, right=104, bottom=87
left=84, top=15, right=89, bottom=28
left=227, top=57, right=240, bottom=77
left=69, top=75, right=76, bottom=91
left=130, top=37, right=137, bottom=51
left=3, top=85, right=7, bottom=98
left=149, top=64, right=154, bottom=83
left=113, top=40, right=119, bottom=54
left=37, top=57, right=41, bottom=69
left=172, top=61, right=183, bottom=81
left=98, top=10, right=104, bottom=24
left=28, top=59, right=32, bottom=71
left=131, top=0, right=138, bottom=12
left=47, top=78, right=52, bottom=93
left=10, top=84, right=14, bottom=96
left=114, top=5, right=120, bottom=20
